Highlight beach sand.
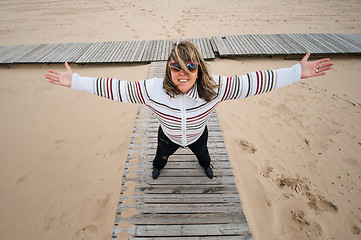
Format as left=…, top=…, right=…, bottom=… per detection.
left=0, top=0, right=360, bottom=239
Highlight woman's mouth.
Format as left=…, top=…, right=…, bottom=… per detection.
left=178, top=79, right=189, bottom=83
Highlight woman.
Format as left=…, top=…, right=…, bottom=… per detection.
left=45, top=41, right=333, bottom=179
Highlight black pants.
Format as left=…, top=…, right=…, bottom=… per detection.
left=153, top=126, right=211, bottom=169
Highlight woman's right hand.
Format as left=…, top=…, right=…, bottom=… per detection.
left=45, top=61, right=74, bottom=87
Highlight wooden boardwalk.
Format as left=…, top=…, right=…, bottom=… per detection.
left=0, top=38, right=214, bottom=64
left=112, top=61, right=253, bottom=240
left=0, top=33, right=360, bottom=64
left=211, top=33, right=361, bottom=56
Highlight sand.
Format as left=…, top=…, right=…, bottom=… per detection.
left=0, top=0, right=360, bottom=239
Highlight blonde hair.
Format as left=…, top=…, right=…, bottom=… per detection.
left=163, top=41, right=219, bottom=102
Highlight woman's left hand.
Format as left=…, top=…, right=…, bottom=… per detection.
left=300, top=51, right=333, bottom=79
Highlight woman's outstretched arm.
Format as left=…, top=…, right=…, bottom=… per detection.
left=44, top=62, right=149, bottom=105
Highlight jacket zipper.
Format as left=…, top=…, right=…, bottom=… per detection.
left=181, top=94, right=187, bottom=147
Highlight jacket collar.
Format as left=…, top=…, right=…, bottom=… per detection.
left=185, top=83, right=202, bottom=101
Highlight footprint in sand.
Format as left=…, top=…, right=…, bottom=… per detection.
left=351, top=224, right=360, bottom=235
left=277, top=176, right=338, bottom=213
left=236, top=139, right=257, bottom=153
left=72, top=225, right=98, bottom=240
left=291, top=210, right=323, bottom=238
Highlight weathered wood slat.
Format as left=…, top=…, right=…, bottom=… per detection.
left=116, top=212, right=246, bottom=225
left=132, top=184, right=239, bottom=194
left=130, top=193, right=240, bottom=203
left=115, top=223, right=250, bottom=237
left=127, top=168, right=234, bottom=177
left=0, top=44, right=41, bottom=63
left=126, top=237, right=252, bottom=240
left=126, top=161, right=232, bottom=170
left=124, top=177, right=236, bottom=186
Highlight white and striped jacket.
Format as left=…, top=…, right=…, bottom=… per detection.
left=71, top=63, right=301, bottom=146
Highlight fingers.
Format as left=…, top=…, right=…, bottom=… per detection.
left=48, top=69, right=60, bottom=75
left=301, top=51, right=311, bottom=62
left=315, top=58, right=332, bottom=65
left=65, top=61, right=73, bottom=73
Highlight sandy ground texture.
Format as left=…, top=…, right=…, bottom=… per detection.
left=0, top=0, right=360, bottom=240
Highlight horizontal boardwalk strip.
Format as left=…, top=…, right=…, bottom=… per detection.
left=114, top=223, right=250, bottom=237
left=119, top=203, right=243, bottom=214
left=125, top=176, right=236, bottom=185
left=126, top=161, right=232, bottom=170
left=212, top=33, right=361, bottom=57
left=130, top=193, right=240, bottom=204
left=127, top=168, right=235, bottom=177
left=116, top=212, right=246, bottom=225
left=1, top=34, right=360, bottom=64
left=132, top=184, right=239, bottom=194
left=126, top=237, right=252, bottom=240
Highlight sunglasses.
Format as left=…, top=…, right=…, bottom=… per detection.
left=169, top=62, right=198, bottom=73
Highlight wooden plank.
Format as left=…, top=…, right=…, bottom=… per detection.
left=124, top=41, right=138, bottom=62
left=118, top=41, right=133, bottom=62
left=141, top=40, right=152, bottom=62
left=125, top=176, right=236, bottom=186
left=229, top=35, right=249, bottom=55
left=13, top=44, right=57, bottom=63
left=318, top=34, right=356, bottom=53
left=126, top=236, right=252, bottom=240
left=288, top=34, right=324, bottom=54
left=308, top=33, right=344, bottom=53
left=39, top=43, right=70, bottom=63
left=104, top=41, right=123, bottom=62
left=210, top=37, right=219, bottom=54
left=127, top=168, right=234, bottom=177
left=117, top=223, right=250, bottom=237
left=119, top=203, right=243, bottom=214
left=339, top=33, right=361, bottom=48
left=134, top=40, right=146, bottom=62
left=254, top=34, right=279, bottom=55
left=224, top=36, right=239, bottom=55
left=66, top=42, right=93, bottom=62
left=230, top=35, right=246, bottom=55
left=130, top=193, right=240, bottom=203
left=116, top=212, right=247, bottom=225
left=126, top=161, right=232, bottom=171
left=331, top=34, right=361, bottom=52
left=75, top=42, right=98, bottom=63
left=204, top=37, right=215, bottom=59
left=132, top=184, right=239, bottom=194
left=236, top=35, right=258, bottom=55
left=127, top=41, right=141, bottom=62
left=222, top=36, right=236, bottom=56
left=112, top=41, right=128, bottom=62
left=198, top=38, right=208, bottom=59
left=266, top=34, right=295, bottom=55
left=278, top=34, right=307, bottom=54
left=0, top=44, right=41, bottom=63
left=212, top=36, right=231, bottom=56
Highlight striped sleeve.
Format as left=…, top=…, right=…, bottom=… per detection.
left=71, top=73, right=147, bottom=104
left=218, top=63, right=302, bottom=101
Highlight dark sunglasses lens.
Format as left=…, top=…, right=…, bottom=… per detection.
left=170, top=63, right=181, bottom=71
left=186, top=63, right=197, bottom=71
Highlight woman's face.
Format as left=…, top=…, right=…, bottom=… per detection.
left=169, top=61, right=198, bottom=94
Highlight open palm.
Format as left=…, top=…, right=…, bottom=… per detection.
left=300, top=51, right=333, bottom=79
left=45, top=62, right=74, bottom=87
